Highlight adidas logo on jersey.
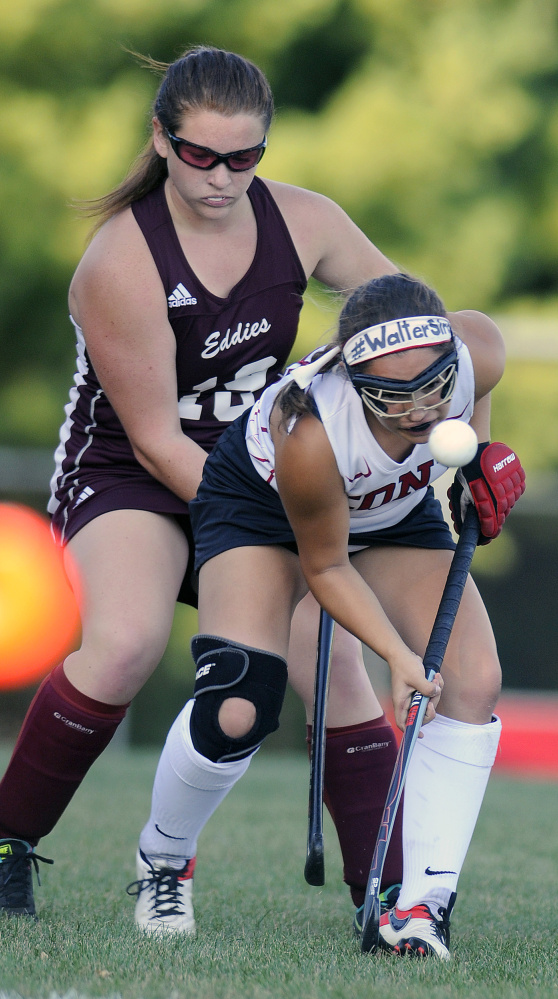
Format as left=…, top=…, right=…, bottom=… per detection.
left=168, top=283, right=198, bottom=308
left=75, top=486, right=95, bottom=507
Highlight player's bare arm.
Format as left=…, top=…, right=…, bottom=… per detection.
left=264, top=180, right=399, bottom=289
left=449, top=310, right=506, bottom=401
left=270, top=407, right=440, bottom=729
left=69, top=210, right=207, bottom=501
left=447, top=310, right=505, bottom=442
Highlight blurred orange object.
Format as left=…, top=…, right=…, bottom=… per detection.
left=0, top=503, right=81, bottom=689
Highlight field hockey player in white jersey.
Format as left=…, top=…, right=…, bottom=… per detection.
left=134, top=272, right=525, bottom=958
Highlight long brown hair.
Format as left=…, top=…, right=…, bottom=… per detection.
left=80, top=46, right=274, bottom=234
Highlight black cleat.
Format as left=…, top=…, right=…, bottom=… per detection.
left=353, top=882, right=401, bottom=937
left=0, top=838, right=53, bottom=918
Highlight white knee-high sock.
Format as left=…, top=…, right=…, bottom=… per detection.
left=139, top=700, right=254, bottom=867
left=398, top=713, right=501, bottom=912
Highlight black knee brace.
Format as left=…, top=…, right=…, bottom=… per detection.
left=189, top=634, right=288, bottom=763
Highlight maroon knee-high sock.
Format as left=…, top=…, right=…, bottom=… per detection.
left=307, top=716, right=403, bottom=908
left=0, top=663, right=129, bottom=845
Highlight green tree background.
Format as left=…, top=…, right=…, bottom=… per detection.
left=1, top=0, right=557, bottom=734
left=1, top=0, right=558, bottom=467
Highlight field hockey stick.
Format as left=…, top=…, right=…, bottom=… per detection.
left=360, top=504, right=480, bottom=953
left=304, top=608, right=335, bottom=886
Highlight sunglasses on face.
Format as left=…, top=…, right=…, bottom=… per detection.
left=165, top=130, right=267, bottom=171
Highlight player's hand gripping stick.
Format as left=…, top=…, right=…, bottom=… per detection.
left=360, top=504, right=481, bottom=954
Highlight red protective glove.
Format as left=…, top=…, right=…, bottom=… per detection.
left=448, top=441, right=526, bottom=545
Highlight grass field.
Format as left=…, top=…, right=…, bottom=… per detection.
left=1, top=746, right=558, bottom=999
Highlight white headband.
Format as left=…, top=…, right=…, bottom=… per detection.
left=343, top=316, right=453, bottom=367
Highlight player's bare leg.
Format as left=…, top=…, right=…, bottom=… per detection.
left=352, top=545, right=500, bottom=724
left=289, top=595, right=383, bottom=726
left=64, top=509, right=189, bottom=702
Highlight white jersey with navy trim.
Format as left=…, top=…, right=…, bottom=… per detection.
left=246, top=339, right=475, bottom=534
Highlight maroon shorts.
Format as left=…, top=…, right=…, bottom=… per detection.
left=50, top=469, right=198, bottom=607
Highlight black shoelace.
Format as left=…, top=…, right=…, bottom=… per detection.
left=127, top=866, right=187, bottom=918
left=433, top=893, right=456, bottom=947
left=0, top=851, right=53, bottom=906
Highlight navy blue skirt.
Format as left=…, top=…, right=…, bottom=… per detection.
left=191, top=411, right=455, bottom=572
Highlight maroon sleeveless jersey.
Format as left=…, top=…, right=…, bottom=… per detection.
left=49, top=178, right=307, bottom=542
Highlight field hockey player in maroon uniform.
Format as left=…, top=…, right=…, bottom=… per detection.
left=0, top=46, right=405, bottom=922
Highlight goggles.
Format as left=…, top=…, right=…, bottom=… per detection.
left=348, top=347, right=459, bottom=418
left=166, top=131, right=267, bottom=171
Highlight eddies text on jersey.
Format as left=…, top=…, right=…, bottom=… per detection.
left=202, top=318, right=271, bottom=359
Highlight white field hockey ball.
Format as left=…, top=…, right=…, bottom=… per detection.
left=428, top=420, right=478, bottom=468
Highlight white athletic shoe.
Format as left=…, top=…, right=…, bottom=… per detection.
left=127, top=849, right=196, bottom=935
left=379, top=893, right=455, bottom=960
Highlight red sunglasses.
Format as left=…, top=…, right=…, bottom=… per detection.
left=166, top=130, right=267, bottom=172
